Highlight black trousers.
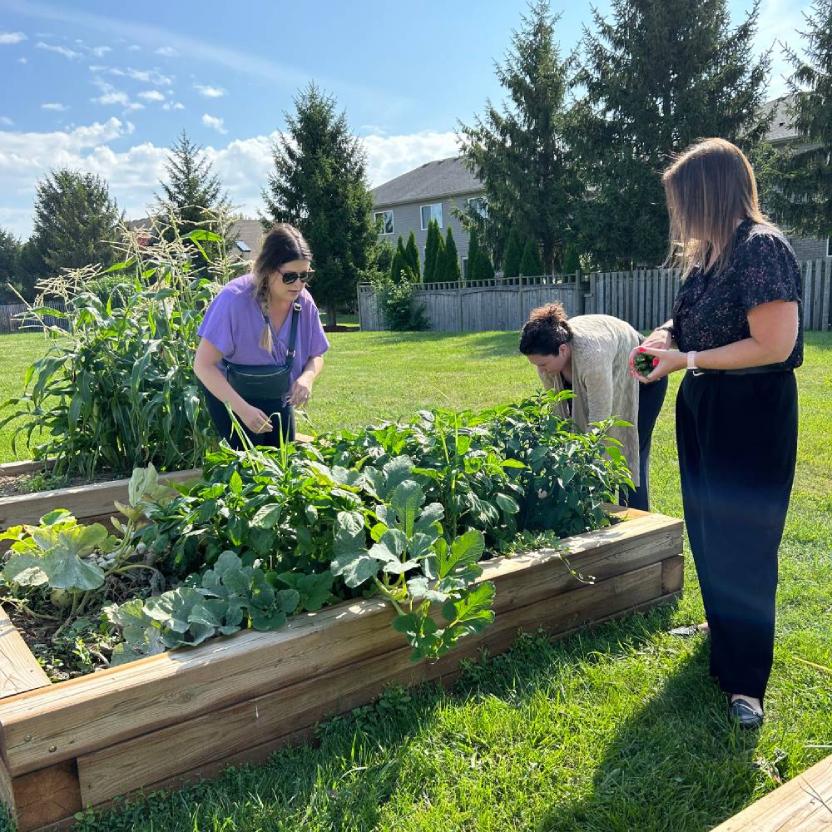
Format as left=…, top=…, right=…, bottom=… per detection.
left=676, top=370, right=797, bottom=700
left=201, top=384, right=295, bottom=450
left=622, top=375, right=668, bottom=511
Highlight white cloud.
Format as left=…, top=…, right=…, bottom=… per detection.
left=41, top=102, right=69, bottom=111
left=18, top=57, right=27, bottom=64
left=0, top=116, right=13, bottom=126
left=128, top=44, right=140, bottom=52
left=195, top=84, right=226, bottom=99
left=36, top=40, right=81, bottom=59
left=90, top=45, right=111, bottom=57
left=138, top=89, right=165, bottom=102
left=162, top=100, right=185, bottom=111
left=156, top=46, right=177, bottom=57
left=89, top=65, right=173, bottom=86
left=202, top=114, right=227, bottom=134
left=0, top=119, right=457, bottom=239
left=362, top=131, right=460, bottom=187
left=90, top=80, right=144, bottom=111
left=0, top=31, right=27, bottom=45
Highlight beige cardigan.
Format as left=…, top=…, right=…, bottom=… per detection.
left=538, top=314, right=642, bottom=486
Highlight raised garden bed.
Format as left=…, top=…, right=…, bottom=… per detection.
left=712, top=752, right=832, bottom=831
left=0, top=506, right=683, bottom=831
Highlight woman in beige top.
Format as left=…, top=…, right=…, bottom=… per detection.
left=519, top=302, right=668, bottom=510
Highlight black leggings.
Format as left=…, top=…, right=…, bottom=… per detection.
left=201, top=384, right=295, bottom=450
left=621, top=375, right=668, bottom=511
left=676, top=371, right=797, bottom=700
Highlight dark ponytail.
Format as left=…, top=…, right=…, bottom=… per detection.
left=519, top=302, right=572, bottom=355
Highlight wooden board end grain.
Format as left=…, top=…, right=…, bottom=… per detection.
left=5, top=760, right=81, bottom=832
left=711, top=753, right=832, bottom=831
left=0, top=607, right=50, bottom=699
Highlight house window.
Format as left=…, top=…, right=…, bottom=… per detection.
left=467, top=196, right=488, bottom=218
left=420, top=203, right=443, bottom=230
left=462, top=257, right=469, bottom=279
left=827, top=237, right=831, bottom=257
left=235, top=240, right=251, bottom=253
left=374, top=210, right=394, bottom=235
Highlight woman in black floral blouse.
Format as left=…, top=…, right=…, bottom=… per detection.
left=632, top=138, right=801, bottom=729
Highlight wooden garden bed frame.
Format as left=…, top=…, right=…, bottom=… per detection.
left=0, top=467, right=685, bottom=831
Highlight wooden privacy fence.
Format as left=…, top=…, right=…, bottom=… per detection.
left=358, top=276, right=582, bottom=333
left=0, top=301, right=67, bottom=335
left=359, top=259, right=832, bottom=333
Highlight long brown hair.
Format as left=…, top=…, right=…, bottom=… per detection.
left=253, top=223, right=312, bottom=352
left=662, top=138, right=770, bottom=277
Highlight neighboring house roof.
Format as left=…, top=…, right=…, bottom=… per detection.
left=762, top=95, right=799, bottom=144
left=371, top=156, right=483, bottom=208
left=123, top=216, right=264, bottom=260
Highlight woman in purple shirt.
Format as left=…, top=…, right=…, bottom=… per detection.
left=194, top=224, right=330, bottom=447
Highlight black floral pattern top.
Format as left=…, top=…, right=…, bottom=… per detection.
left=671, top=219, right=803, bottom=370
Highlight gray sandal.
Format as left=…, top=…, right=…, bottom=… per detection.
left=729, top=698, right=764, bottom=729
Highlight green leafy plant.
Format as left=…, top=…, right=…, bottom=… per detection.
left=107, top=551, right=301, bottom=665
left=0, top=218, right=244, bottom=478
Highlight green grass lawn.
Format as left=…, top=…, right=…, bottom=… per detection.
left=1, top=331, right=830, bottom=832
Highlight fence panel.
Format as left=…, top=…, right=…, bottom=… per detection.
left=358, top=261, right=831, bottom=333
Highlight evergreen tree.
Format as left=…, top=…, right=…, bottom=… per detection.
left=396, top=236, right=408, bottom=277
left=437, top=227, right=461, bottom=282
left=404, top=231, right=420, bottom=278
left=28, top=169, right=121, bottom=277
left=0, top=228, right=24, bottom=302
left=502, top=225, right=524, bottom=278
left=466, top=227, right=482, bottom=281
left=156, top=131, right=230, bottom=271
left=459, top=0, right=580, bottom=272
left=572, top=0, right=769, bottom=267
left=423, top=219, right=444, bottom=283
left=775, top=0, right=832, bottom=237
left=473, top=248, right=495, bottom=280
left=262, top=83, right=376, bottom=326
left=390, top=245, right=406, bottom=284
left=519, top=238, right=543, bottom=276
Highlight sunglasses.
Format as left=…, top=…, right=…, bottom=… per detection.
left=280, top=269, right=314, bottom=285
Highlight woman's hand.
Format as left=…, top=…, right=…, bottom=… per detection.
left=287, top=373, right=313, bottom=407
left=238, top=402, right=273, bottom=433
left=629, top=347, right=687, bottom=383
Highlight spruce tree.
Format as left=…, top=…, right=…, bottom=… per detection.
left=572, top=0, right=769, bottom=267
left=262, top=84, right=376, bottom=327
left=423, top=219, right=443, bottom=283
left=404, top=231, right=420, bottom=279
left=28, top=169, right=121, bottom=277
left=502, top=225, right=524, bottom=278
left=519, top=238, right=543, bottom=276
left=156, top=131, right=230, bottom=271
left=466, top=227, right=481, bottom=281
left=459, top=0, right=580, bottom=272
left=775, top=0, right=832, bottom=237
left=473, top=248, right=495, bottom=280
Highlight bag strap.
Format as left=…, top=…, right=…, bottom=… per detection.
left=264, top=301, right=302, bottom=370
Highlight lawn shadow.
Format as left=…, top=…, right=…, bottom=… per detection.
left=536, top=637, right=764, bottom=832
left=82, top=602, right=683, bottom=831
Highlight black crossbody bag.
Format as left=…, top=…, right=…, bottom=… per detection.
left=222, top=302, right=301, bottom=403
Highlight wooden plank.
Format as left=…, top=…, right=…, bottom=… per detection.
left=711, top=753, right=832, bottom=831
left=814, top=259, right=825, bottom=331
left=821, top=259, right=831, bottom=332
left=0, top=468, right=203, bottom=531
left=804, top=262, right=814, bottom=330
left=0, top=513, right=681, bottom=776
left=76, top=560, right=670, bottom=806
left=0, top=608, right=51, bottom=699
left=8, top=760, right=81, bottom=832
left=0, top=460, right=53, bottom=477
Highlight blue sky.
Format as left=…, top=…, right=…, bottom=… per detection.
left=0, top=0, right=810, bottom=238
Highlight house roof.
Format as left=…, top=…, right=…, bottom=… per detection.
left=371, top=156, right=483, bottom=208
left=762, top=95, right=799, bottom=144
left=123, top=216, right=265, bottom=260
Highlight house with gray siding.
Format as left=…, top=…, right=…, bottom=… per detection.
left=760, top=95, right=830, bottom=260
left=371, top=102, right=829, bottom=271
left=370, top=156, right=485, bottom=277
